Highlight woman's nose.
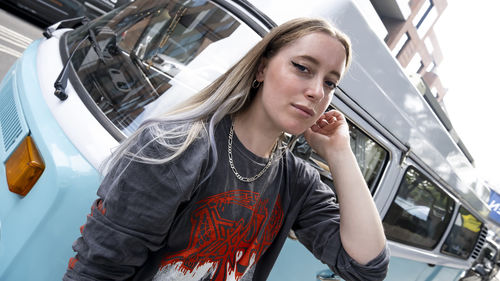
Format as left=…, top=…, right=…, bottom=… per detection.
left=305, top=78, right=325, bottom=101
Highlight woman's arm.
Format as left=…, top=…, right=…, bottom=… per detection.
left=64, top=128, right=208, bottom=280
left=304, top=109, right=386, bottom=265
left=64, top=157, right=185, bottom=280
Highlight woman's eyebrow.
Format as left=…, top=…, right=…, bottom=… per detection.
left=297, top=55, right=320, bottom=65
left=296, top=55, right=341, bottom=79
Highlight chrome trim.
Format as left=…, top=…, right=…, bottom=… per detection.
left=36, top=0, right=69, bottom=16
left=317, top=276, right=340, bottom=281
left=83, top=2, right=107, bottom=15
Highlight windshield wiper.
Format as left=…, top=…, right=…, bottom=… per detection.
left=43, top=16, right=87, bottom=39
left=49, top=18, right=106, bottom=100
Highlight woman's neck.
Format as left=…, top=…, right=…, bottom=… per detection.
left=232, top=107, right=282, bottom=158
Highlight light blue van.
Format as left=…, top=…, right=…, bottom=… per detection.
left=1, top=0, right=498, bottom=280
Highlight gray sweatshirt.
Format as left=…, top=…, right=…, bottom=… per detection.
left=64, top=116, right=389, bottom=281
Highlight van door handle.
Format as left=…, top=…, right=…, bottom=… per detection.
left=316, top=269, right=340, bottom=281
left=427, top=263, right=436, bottom=267
left=317, top=276, right=340, bottom=281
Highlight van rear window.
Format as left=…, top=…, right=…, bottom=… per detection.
left=441, top=206, right=484, bottom=259
left=66, top=0, right=261, bottom=137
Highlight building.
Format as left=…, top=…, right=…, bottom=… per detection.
left=372, top=0, right=448, bottom=103
left=355, top=0, right=447, bottom=102
left=354, top=0, right=475, bottom=164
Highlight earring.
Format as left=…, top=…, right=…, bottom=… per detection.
left=251, top=80, right=261, bottom=89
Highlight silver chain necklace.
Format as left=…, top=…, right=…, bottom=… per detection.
left=228, top=123, right=276, bottom=183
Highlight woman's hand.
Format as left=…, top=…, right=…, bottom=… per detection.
left=305, top=109, right=387, bottom=265
left=304, top=110, right=351, bottom=159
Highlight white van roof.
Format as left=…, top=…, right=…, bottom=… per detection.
left=252, top=0, right=491, bottom=219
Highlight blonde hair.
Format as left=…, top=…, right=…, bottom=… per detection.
left=102, top=17, right=352, bottom=174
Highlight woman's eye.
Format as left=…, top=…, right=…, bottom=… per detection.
left=324, top=81, right=337, bottom=90
left=292, top=61, right=308, bottom=73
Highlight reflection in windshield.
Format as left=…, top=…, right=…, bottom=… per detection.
left=67, top=0, right=261, bottom=136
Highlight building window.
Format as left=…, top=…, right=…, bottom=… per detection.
left=393, top=32, right=410, bottom=57
left=417, top=8, right=438, bottom=38
left=426, top=61, right=436, bottom=72
left=407, top=53, right=423, bottom=74
left=424, top=37, right=434, bottom=54
left=431, top=87, right=439, bottom=98
left=413, top=0, right=433, bottom=28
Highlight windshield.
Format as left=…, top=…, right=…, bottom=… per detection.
left=66, top=0, right=261, bottom=137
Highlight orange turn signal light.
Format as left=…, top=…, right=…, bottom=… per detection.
left=5, top=136, right=45, bottom=196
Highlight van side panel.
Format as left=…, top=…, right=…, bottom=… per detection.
left=385, top=256, right=463, bottom=281
left=268, top=239, right=328, bottom=281
left=269, top=238, right=465, bottom=281
left=418, top=266, right=463, bottom=281
left=0, top=40, right=101, bottom=280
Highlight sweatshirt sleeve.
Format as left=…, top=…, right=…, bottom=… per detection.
left=63, top=128, right=209, bottom=280
left=292, top=160, right=389, bottom=281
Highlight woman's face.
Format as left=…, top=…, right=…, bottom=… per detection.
left=255, top=32, right=347, bottom=135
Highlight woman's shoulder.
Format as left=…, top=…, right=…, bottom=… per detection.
left=284, top=149, right=322, bottom=184
left=285, top=149, right=314, bottom=170
left=134, top=119, right=211, bottom=160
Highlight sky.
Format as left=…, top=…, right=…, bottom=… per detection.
left=433, top=1, right=500, bottom=189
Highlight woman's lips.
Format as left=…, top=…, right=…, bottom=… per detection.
left=292, top=104, right=315, bottom=117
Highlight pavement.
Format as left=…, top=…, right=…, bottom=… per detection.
left=489, top=270, right=500, bottom=281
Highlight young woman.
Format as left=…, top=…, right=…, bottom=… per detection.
left=64, top=18, right=389, bottom=281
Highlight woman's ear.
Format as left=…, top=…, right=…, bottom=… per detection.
left=255, top=58, right=268, bottom=82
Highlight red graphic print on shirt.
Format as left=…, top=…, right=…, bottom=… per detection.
left=154, top=190, right=283, bottom=281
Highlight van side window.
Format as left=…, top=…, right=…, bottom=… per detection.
left=292, top=120, right=388, bottom=194
left=349, top=124, right=387, bottom=193
left=383, top=167, right=455, bottom=249
left=441, top=206, right=483, bottom=259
